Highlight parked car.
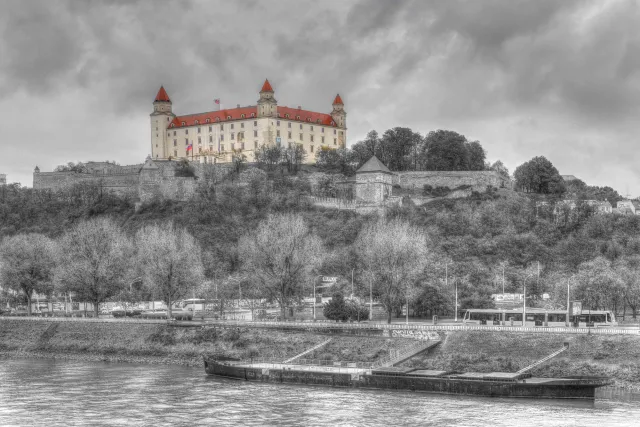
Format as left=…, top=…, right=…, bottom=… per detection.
left=111, top=307, right=143, bottom=318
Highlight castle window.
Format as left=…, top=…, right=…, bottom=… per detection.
left=174, top=140, right=177, bottom=146
left=310, top=135, right=314, bottom=142
left=227, top=116, right=231, bottom=120
left=310, top=145, right=314, bottom=153
left=321, top=128, right=325, bottom=133
left=299, top=124, right=303, bottom=130
left=288, top=131, right=292, bottom=139
left=277, top=120, right=280, bottom=126
left=334, top=129, right=337, bottom=134
left=185, top=129, right=188, bottom=134
left=339, top=131, right=343, bottom=136
left=198, top=137, right=201, bottom=144
left=276, top=130, right=280, bottom=137
left=206, top=118, right=210, bottom=123
left=241, top=114, right=245, bottom=118
left=310, top=126, right=314, bottom=131
left=221, top=134, right=224, bottom=141
left=231, top=124, right=234, bottom=129
left=170, top=124, right=174, bottom=128
left=299, top=133, right=303, bottom=140
left=209, top=126, right=212, bottom=132
left=331, top=121, right=335, bottom=126
left=254, top=141, right=258, bottom=149
left=254, top=130, right=258, bottom=137
left=198, top=127, right=201, bottom=133
left=288, top=122, right=291, bottom=128
left=334, top=138, right=337, bottom=145
left=199, top=147, right=202, bottom=153
left=174, top=150, right=177, bottom=157
left=241, top=142, right=245, bottom=150
left=231, top=133, right=235, bottom=140
left=241, top=123, right=244, bottom=128
left=322, top=136, right=325, bottom=143
left=182, top=122, right=186, bottom=126
left=167, top=117, right=170, bottom=121
left=285, top=114, right=289, bottom=118
left=220, top=144, right=224, bottom=151
left=296, top=115, right=300, bottom=120
left=220, top=124, right=224, bottom=130
left=167, top=132, right=170, bottom=137
left=251, top=113, right=255, bottom=118
left=173, top=131, right=176, bottom=135
left=195, top=120, right=199, bottom=125
left=307, top=118, right=311, bottom=122
left=209, top=135, right=213, bottom=143
left=317, top=119, right=321, bottom=124
left=215, top=117, right=220, bottom=122
left=185, top=139, right=188, bottom=145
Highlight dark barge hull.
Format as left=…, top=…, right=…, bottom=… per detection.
left=204, top=359, right=611, bottom=400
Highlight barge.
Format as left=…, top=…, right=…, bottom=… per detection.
left=203, top=358, right=613, bottom=400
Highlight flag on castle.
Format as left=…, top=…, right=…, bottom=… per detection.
left=186, top=144, right=193, bottom=152
left=214, top=98, right=220, bottom=111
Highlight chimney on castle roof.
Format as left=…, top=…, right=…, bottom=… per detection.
left=237, top=104, right=240, bottom=108
left=297, top=106, right=301, bottom=109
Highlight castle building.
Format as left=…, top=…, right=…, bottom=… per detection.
left=150, top=79, right=347, bottom=164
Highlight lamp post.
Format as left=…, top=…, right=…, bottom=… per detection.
left=454, top=278, right=458, bottom=323
left=369, top=275, right=373, bottom=322
left=566, top=275, right=575, bottom=327
left=523, top=273, right=533, bottom=326
left=351, top=269, right=355, bottom=300
left=312, top=275, right=322, bottom=321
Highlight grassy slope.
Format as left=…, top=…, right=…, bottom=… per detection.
left=402, top=331, right=640, bottom=389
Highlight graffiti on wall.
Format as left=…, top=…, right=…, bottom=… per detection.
left=389, top=330, right=440, bottom=341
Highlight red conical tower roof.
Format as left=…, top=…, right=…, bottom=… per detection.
left=261, top=79, right=274, bottom=92
left=154, top=86, right=171, bottom=102
left=333, top=94, right=344, bottom=105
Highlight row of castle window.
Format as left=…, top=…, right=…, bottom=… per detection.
left=171, top=114, right=335, bottom=126
left=173, top=132, right=338, bottom=145
left=166, top=123, right=342, bottom=137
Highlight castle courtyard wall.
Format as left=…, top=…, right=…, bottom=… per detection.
left=394, top=170, right=508, bottom=192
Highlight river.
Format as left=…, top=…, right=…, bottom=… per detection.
left=1, top=358, right=639, bottom=426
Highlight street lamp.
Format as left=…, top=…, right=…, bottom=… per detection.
left=523, top=273, right=534, bottom=326
left=566, top=275, right=575, bottom=327
left=312, top=275, right=322, bottom=321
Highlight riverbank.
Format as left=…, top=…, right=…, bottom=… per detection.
left=2, top=319, right=640, bottom=390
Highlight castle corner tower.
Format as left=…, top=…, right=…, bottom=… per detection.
left=150, top=86, right=175, bottom=159
left=257, top=79, right=277, bottom=118
left=331, top=94, right=347, bottom=147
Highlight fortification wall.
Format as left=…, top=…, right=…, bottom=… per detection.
left=394, top=171, right=508, bottom=192
left=33, top=171, right=140, bottom=197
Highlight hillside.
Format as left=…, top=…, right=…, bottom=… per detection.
left=2, top=174, right=640, bottom=318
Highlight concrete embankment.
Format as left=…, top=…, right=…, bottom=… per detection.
left=2, top=319, right=640, bottom=389
left=0, top=319, right=414, bottom=367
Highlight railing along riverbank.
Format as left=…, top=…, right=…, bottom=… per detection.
left=2, top=316, right=639, bottom=335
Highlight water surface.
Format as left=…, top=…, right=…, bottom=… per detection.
left=1, top=358, right=638, bottom=426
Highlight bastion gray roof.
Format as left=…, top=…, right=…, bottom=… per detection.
left=356, top=156, right=393, bottom=174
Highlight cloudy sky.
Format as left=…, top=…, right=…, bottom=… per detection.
left=1, top=0, right=639, bottom=194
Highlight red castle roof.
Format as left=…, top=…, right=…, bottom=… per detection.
left=261, top=79, right=274, bottom=92
left=333, top=94, right=343, bottom=105
left=169, top=106, right=337, bottom=129
left=154, top=86, right=171, bottom=102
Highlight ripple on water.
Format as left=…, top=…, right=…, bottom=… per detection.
left=1, top=358, right=640, bottom=427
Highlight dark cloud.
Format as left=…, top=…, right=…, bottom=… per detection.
left=1, top=0, right=640, bottom=195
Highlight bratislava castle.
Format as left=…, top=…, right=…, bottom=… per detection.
left=150, top=79, right=346, bottom=163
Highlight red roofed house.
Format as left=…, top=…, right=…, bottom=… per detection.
left=150, top=80, right=346, bottom=163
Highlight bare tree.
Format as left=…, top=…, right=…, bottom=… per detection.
left=238, top=213, right=323, bottom=319
left=55, top=218, right=134, bottom=317
left=355, top=218, right=429, bottom=323
left=0, top=234, right=58, bottom=315
left=136, top=222, right=204, bottom=319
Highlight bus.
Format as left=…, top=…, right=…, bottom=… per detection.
left=463, top=308, right=617, bottom=327
left=178, top=299, right=220, bottom=313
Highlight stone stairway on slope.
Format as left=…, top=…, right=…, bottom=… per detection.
left=283, top=338, right=333, bottom=364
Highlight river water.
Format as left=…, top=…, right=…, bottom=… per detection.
left=1, top=358, right=639, bottom=427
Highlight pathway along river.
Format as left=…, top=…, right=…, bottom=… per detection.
left=1, top=358, right=640, bottom=426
